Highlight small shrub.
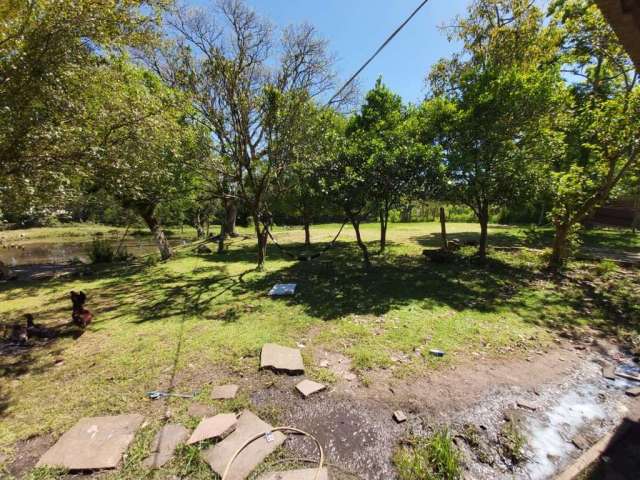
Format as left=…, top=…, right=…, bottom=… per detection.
left=394, top=430, right=462, bottom=480
left=87, top=237, right=130, bottom=264
left=143, top=254, right=160, bottom=266
left=594, top=259, right=618, bottom=276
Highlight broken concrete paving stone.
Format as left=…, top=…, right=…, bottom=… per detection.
left=602, top=365, right=616, bottom=380
left=393, top=410, right=407, bottom=423
left=260, top=343, right=304, bottom=375
left=296, top=379, right=326, bottom=398
left=211, top=384, right=239, bottom=400
left=626, top=387, right=640, bottom=397
left=37, top=414, right=144, bottom=470
left=188, top=403, right=216, bottom=418
left=268, top=283, right=297, bottom=296
left=143, top=424, right=190, bottom=469
left=516, top=400, right=538, bottom=411
left=257, top=467, right=329, bottom=480
left=188, top=413, right=238, bottom=445
left=202, top=410, right=286, bottom=480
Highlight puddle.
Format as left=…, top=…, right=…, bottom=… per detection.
left=519, top=358, right=637, bottom=479
left=523, top=384, right=607, bottom=479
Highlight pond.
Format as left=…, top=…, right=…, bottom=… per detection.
left=0, top=236, right=189, bottom=267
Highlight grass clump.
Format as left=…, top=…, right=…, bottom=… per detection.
left=170, top=444, right=213, bottom=479
left=499, top=421, right=527, bottom=465
left=24, top=466, right=68, bottom=480
left=394, top=429, right=462, bottom=480
left=87, top=236, right=130, bottom=263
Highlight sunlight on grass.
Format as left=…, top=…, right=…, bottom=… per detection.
left=0, top=222, right=636, bottom=461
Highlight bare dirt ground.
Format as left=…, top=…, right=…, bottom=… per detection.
left=5, top=334, right=639, bottom=479
left=249, top=334, right=640, bottom=480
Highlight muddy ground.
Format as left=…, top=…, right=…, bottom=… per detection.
left=4, top=334, right=640, bottom=479
left=248, top=335, right=640, bottom=480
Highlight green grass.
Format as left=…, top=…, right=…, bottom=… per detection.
left=394, top=430, right=462, bottom=480
left=0, top=221, right=638, bottom=475
left=499, top=421, right=527, bottom=465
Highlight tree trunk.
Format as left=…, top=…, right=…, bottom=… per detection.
left=253, top=214, right=268, bottom=270
left=138, top=204, right=172, bottom=260
left=303, top=222, right=311, bottom=246
left=217, top=222, right=226, bottom=254
left=195, top=211, right=205, bottom=239
left=0, top=260, right=13, bottom=280
left=225, top=200, right=238, bottom=237
left=400, top=204, right=412, bottom=223
left=350, top=217, right=371, bottom=268
left=439, top=207, right=447, bottom=250
left=379, top=208, right=388, bottom=253
left=537, top=202, right=546, bottom=226
left=478, top=204, right=489, bottom=260
left=549, top=222, right=571, bottom=268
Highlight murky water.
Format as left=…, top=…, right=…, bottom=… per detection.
left=0, top=237, right=187, bottom=266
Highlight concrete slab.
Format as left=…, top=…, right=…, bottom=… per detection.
left=212, top=384, right=239, bottom=400
left=202, top=410, right=286, bottom=480
left=257, top=467, right=329, bottom=480
left=296, top=380, right=326, bottom=398
left=393, top=411, right=407, bottom=423
left=188, top=403, right=216, bottom=418
left=626, top=387, right=640, bottom=397
left=602, top=365, right=616, bottom=380
left=143, top=424, right=189, bottom=469
left=268, top=284, right=297, bottom=296
left=36, top=414, right=144, bottom=470
left=516, top=400, right=538, bottom=411
left=261, top=343, right=304, bottom=375
left=188, top=413, right=238, bottom=444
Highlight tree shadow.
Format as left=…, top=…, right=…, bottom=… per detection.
left=218, top=242, right=545, bottom=322
left=581, top=417, right=640, bottom=479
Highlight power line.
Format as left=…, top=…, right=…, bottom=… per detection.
left=327, top=0, right=433, bottom=106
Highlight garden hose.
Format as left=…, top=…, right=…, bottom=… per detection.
left=221, top=426, right=324, bottom=480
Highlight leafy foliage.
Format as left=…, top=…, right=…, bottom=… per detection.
left=546, top=0, right=640, bottom=266
left=424, top=0, right=565, bottom=258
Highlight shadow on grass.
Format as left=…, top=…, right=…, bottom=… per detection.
left=1, top=233, right=638, bottom=420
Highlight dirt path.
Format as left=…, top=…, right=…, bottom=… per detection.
left=250, top=336, right=639, bottom=480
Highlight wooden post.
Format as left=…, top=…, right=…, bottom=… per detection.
left=439, top=207, right=447, bottom=250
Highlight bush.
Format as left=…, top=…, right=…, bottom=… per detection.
left=394, top=430, right=461, bottom=480
left=87, top=237, right=130, bottom=264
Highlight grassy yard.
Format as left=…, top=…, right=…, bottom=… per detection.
left=0, top=222, right=638, bottom=479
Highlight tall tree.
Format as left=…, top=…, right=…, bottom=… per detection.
left=547, top=0, right=640, bottom=266
left=425, top=0, right=564, bottom=259
left=320, top=114, right=377, bottom=267
left=350, top=79, right=442, bottom=252
left=0, top=0, right=168, bottom=215
left=0, top=0, right=169, bottom=275
left=80, top=59, right=207, bottom=259
left=144, top=0, right=353, bottom=269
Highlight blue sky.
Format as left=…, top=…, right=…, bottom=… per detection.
left=187, top=0, right=472, bottom=104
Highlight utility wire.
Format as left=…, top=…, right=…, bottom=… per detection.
left=327, top=0, right=433, bottom=106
